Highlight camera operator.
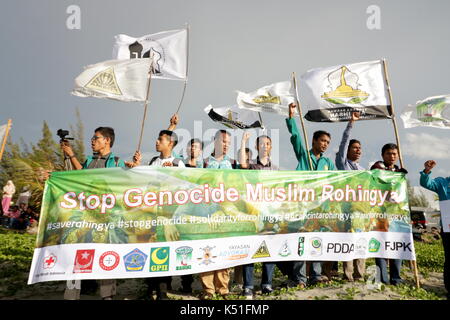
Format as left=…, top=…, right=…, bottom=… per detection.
left=60, top=126, right=140, bottom=300
left=61, top=127, right=141, bottom=170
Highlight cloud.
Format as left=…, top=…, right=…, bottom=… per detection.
left=403, top=133, right=450, bottom=160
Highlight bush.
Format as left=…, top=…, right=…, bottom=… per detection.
left=414, top=239, right=444, bottom=273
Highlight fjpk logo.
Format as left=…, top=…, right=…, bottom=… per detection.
left=124, top=248, right=147, bottom=272
left=150, top=247, right=170, bottom=272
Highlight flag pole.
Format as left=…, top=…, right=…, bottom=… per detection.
left=0, top=119, right=12, bottom=162
left=382, top=58, right=420, bottom=289
left=292, top=72, right=314, bottom=170
left=175, top=23, right=190, bottom=114
left=382, top=59, right=405, bottom=168
left=137, top=56, right=155, bottom=151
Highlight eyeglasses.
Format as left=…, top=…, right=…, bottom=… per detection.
left=91, top=135, right=104, bottom=141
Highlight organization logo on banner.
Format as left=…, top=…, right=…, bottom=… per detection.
left=326, top=242, right=354, bottom=254
left=197, top=246, right=217, bottom=266
left=43, top=254, right=57, bottom=269
left=124, top=248, right=148, bottom=272
left=298, top=237, right=305, bottom=257
left=175, top=246, right=193, bottom=271
left=73, top=250, right=95, bottom=273
left=219, top=244, right=250, bottom=260
left=150, top=247, right=170, bottom=272
left=368, top=238, right=381, bottom=253
left=355, top=238, right=367, bottom=255
left=385, top=241, right=412, bottom=252
left=252, top=241, right=271, bottom=259
left=99, top=251, right=120, bottom=271
left=278, top=240, right=291, bottom=257
left=310, top=238, right=322, bottom=257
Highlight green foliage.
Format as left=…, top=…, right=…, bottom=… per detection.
left=391, top=284, right=443, bottom=300
left=0, top=228, right=36, bottom=296
left=414, top=239, right=444, bottom=272
left=0, top=111, right=85, bottom=212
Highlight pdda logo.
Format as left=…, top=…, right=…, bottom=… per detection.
left=326, top=243, right=354, bottom=254
left=385, top=241, right=412, bottom=252
left=73, top=250, right=95, bottom=273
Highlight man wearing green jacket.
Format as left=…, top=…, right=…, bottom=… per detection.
left=284, top=103, right=335, bottom=286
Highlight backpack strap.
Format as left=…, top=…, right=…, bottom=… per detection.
left=231, top=158, right=237, bottom=169
left=172, top=158, right=182, bottom=167
left=149, top=156, right=159, bottom=166
left=114, top=156, right=120, bottom=167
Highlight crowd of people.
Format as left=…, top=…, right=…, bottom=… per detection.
left=4, top=104, right=448, bottom=300
left=1, top=183, right=39, bottom=231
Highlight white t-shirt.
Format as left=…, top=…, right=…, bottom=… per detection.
left=149, top=156, right=185, bottom=168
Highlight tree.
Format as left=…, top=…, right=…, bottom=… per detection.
left=0, top=111, right=85, bottom=211
left=407, top=182, right=430, bottom=208
left=70, top=107, right=85, bottom=163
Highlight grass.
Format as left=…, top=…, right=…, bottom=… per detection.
left=0, top=227, right=447, bottom=299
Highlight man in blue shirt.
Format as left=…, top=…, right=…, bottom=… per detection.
left=420, top=160, right=450, bottom=299
left=335, top=112, right=366, bottom=282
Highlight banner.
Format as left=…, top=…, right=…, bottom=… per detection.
left=72, top=58, right=151, bottom=102
left=236, top=81, right=296, bottom=116
left=204, top=104, right=263, bottom=129
left=401, top=94, right=450, bottom=129
left=28, top=167, right=415, bottom=284
left=112, top=28, right=187, bottom=81
left=300, top=60, right=392, bottom=122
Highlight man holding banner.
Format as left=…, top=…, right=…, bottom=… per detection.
left=335, top=112, right=366, bottom=282
left=239, top=131, right=277, bottom=299
left=420, top=160, right=450, bottom=299
left=61, top=126, right=126, bottom=300
left=285, top=103, right=335, bottom=286
left=370, top=143, right=407, bottom=285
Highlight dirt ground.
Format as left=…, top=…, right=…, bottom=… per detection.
left=2, top=268, right=447, bottom=300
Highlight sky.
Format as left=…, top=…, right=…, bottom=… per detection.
left=1, top=0, right=449, bottom=188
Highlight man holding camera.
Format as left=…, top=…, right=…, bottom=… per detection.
left=60, top=126, right=140, bottom=300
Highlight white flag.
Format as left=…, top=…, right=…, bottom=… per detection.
left=72, top=58, right=151, bottom=102
left=236, top=81, right=296, bottom=116
left=112, top=28, right=187, bottom=81
left=204, top=105, right=263, bottom=129
left=300, top=60, right=391, bottom=122
left=401, top=94, right=450, bottom=129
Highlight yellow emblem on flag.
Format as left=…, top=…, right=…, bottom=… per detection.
left=85, top=67, right=122, bottom=96
left=321, top=66, right=369, bottom=104
left=253, top=93, right=281, bottom=105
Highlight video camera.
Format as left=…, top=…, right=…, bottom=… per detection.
left=56, top=129, right=74, bottom=143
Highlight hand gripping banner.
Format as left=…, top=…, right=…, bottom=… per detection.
left=28, top=167, right=415, bottom=284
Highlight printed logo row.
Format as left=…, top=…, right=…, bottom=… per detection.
left=41, top=237, right=412, bottom=273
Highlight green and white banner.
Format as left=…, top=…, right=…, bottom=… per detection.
left=28, top=167, right=415, bottom=284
